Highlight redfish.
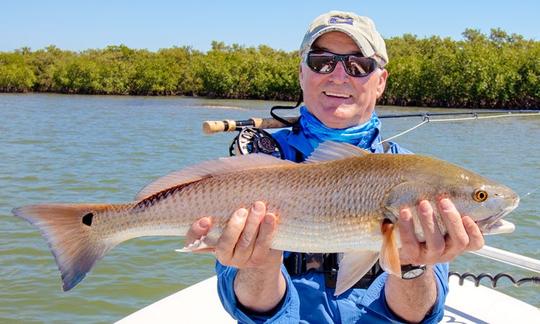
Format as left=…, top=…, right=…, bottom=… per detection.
left=12, top=142, right=519, bottom=295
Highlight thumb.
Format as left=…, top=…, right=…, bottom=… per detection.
left=185, top=217, right=212, bottom=245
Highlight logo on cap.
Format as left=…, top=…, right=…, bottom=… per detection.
left=328, top=16, right=353, bottom=25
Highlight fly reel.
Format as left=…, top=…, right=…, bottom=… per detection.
left=229, top=127, right=283, bottom=159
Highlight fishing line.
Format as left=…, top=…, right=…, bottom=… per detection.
left=378, top=111, right=540, bottom=144
left=430, top=112, right=540, bottom=123
left=378, top=119, right=429, bottom=144
left=519, top=187, right=540, bottom=202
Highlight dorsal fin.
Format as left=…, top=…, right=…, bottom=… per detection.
left=135, top=154, right=294, bottom=200
left=305, top=141, right=370, bottom=164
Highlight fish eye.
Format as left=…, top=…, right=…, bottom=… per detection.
left=473, top=189, right=488, bottom=202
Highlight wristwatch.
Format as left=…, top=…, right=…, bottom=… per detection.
left=401, top=264, right=426, bottom=280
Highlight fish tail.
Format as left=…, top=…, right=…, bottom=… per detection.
left=12, top=203, right=119, bottom=291
left=379, top=220, right=401, bottom=276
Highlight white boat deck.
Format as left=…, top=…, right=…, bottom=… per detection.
left=117, top=275, right=539, bottom=324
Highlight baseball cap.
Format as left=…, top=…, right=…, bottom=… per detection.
left=299, top=11, right=389, bottom=67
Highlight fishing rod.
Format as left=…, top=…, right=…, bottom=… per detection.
left=202, top=110, right=540, bottom=134
left=379, top=110, right=540, bottom=119
left=203, top=117, right=298, bottom=134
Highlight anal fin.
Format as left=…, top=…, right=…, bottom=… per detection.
left=176, top=235, right=216, bottom=253
left=335, top=250, right=379, bottom=296
left=176, top=228, right=220, bottom=253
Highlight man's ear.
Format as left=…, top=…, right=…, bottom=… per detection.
left=299, top=64, right=305, bottom=91
left=376, top=69, right=389, bottom=99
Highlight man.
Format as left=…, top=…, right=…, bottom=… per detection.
left=187, top=11, right=484, bottom=323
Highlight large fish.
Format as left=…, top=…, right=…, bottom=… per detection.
left=12, top=142, right=519, bottom=295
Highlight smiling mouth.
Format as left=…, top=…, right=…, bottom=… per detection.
left=324, top=91, right=351, bottom=99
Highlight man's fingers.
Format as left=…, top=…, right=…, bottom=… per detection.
left=216, top=208, right=248, bottom=263
left=185, top=217, right=212, bottom=245
left=237, top=202, right=266, bottom=248
left=398, top=207, right=421, bottom=263
left=232, top=202, right=267, bottom=264
left=250, top=213, right=279, bottom=266
left=438, top=198, right=470, bottom=259
left=418, top=200, right=445, bottom=263
left=462, top=215, right=484, bottom=251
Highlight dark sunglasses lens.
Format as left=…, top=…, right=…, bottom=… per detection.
left=344, top=57, right=377, bottom=77
left=308, top=52, right=378, bottom=77
left=307, top=54, right=336, bottom=74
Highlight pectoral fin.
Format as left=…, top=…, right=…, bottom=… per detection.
left=335, top=251, right=379, bottom=296
left=383, top=181, right=428, bottom=221
left=379, top=221, right=401, bottom=277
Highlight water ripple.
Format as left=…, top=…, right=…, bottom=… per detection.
left=1, top=94, right=539, bottom=320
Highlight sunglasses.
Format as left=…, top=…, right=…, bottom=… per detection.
left=305, top=50, right=379, bottom=77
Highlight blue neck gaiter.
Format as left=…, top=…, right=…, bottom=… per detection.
left=299, top=106, right=380, bottom=150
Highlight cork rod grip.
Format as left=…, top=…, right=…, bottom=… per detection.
left=202, top=117, right=299, bottom=134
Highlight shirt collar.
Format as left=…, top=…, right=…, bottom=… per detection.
left=286, top=126, right=384, bottom=158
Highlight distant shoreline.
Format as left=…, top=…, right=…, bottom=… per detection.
left=3, top=92, right=539, bottom=112
left=1, top=29, right=539, bottom=109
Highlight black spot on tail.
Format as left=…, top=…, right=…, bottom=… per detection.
left=82, top=212, right=94, bottom=226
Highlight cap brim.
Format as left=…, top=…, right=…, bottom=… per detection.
left=302, top=26, right=375, bottom=58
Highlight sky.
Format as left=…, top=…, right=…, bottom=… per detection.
left=1, top=0, right=539, bottom=52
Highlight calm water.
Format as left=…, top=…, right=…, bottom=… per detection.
left=1, top=94, right=538, bottom=322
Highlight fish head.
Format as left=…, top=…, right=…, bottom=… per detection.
left=441, top=171, right=519, bottom=235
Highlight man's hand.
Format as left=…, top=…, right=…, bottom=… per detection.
left=398, top=197, right=484, bottom=265
left=185, top=201, right=285, bottom=313
left=386, top=198, right=485, bottom=323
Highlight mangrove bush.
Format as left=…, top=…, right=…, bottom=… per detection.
left=0, top=29, right=538, bottom=108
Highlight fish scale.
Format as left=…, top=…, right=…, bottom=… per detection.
left=90, top=160, right=387, bottom=252
left=99, top=158, right=404, bottom=251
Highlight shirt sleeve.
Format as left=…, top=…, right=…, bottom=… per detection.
left=389, top=141, right=413, bottom=155
left=358, top=263, right=449, bottom=323
left=422, top=262, right=449, bottom=323
left=215, top=261, right=301, bottom=323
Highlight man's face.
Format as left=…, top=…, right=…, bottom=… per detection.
left=299, top=31, right=388, bottom=129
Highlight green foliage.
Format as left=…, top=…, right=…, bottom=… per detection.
left=1, top=29, right=539, bottom=108
left=382, top=29, right=540, bottom=108
left=196, top=42, right=299, bottom=100
left=0, top=52, right=36, bottom=92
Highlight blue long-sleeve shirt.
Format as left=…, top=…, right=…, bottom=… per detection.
left=216, top=125, right=449, bottom=323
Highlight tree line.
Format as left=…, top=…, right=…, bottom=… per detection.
left=1, top=29, right=539, bottom=108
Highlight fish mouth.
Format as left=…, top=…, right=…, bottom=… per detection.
left=475, top=198, right=519, bottom=234
left=476, top=211, right=508, bottom=232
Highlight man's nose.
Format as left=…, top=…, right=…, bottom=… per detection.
left=329, top=60, right=349, bottom=83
